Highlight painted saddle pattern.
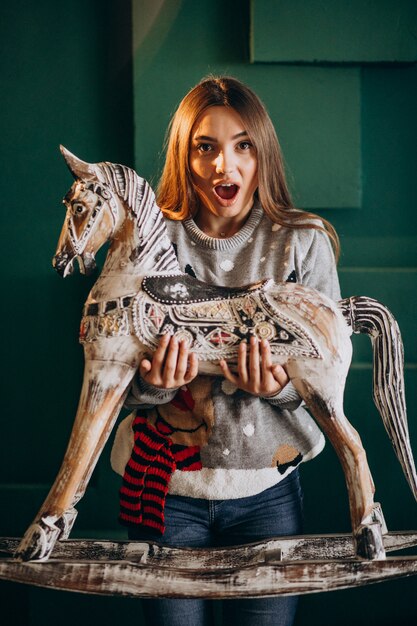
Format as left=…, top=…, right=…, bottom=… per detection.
left=79, top=273, right=322, bottom=362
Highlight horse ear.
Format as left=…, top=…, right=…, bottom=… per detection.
left=59, top=145, right=101, bottom=181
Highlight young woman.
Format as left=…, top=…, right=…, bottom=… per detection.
left=111, top=76, right=341, bottom=626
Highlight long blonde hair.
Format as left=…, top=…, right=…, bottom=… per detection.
left=157, top=76, right=340, bottom=260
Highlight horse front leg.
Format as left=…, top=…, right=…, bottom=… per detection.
left=15, top=358, right=136, bottom=562
left=293, top=374, right=385, bottom=560
left=58, top=396, right=126, bottom=541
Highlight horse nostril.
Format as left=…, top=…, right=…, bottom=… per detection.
left=53, top=262, right=66, bottom=277
left=52, top=252, right=72, bottom=277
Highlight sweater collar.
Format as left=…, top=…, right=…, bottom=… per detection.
left=182, top=200, right=264, bottom=251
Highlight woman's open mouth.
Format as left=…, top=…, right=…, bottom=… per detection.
left=213, top=183, right=240, bottom=206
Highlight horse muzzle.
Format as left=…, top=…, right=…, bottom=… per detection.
left=53, top=251, right=74, bottom=277
left=52, top=252, right=97, bottom=277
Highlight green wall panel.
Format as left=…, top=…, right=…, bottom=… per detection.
left=339, top=268, right=417, bottom=362
left=251, top=0, right=417, bottom=63
left=267, top=68, right=362, bottom=210
left=1, top=1, right=136, bottom=622
left=330, top=62, right=417, bottom=264
left=133, top=4, right=362, bottom=209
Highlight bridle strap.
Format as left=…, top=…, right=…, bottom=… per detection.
left=65, top=181, right=119, bottom=256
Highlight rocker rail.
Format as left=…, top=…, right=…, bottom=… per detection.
left=1, top=533, right=416, bottom=598
left=2, top=532, right=417, bottom=565
left=1, top=557, right=417, bottom=599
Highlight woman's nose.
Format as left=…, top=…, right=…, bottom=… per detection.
left=214, top=151, right=234, bottom=174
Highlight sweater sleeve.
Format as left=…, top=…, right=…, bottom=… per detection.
left=261, top=381, right=302, bottom=410
left=124, top=375, right=179, bottom=410
left=264, top=227, right=340, bottom=411
left=300, top=228, right=341, bottom=300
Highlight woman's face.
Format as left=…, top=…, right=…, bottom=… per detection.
left=189, top=106, right=258, bottom=222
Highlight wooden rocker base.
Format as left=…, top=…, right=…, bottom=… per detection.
left=1, top=532, right=416, bottom=598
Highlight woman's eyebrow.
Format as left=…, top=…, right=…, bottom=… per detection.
left=193, top=131, right=249, bottom=142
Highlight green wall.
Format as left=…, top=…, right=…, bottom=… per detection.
left=0, top=1, right=142, bottom=623
left=1, top=1, right=416, bottom=624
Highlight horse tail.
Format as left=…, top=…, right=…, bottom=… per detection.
left=339, top=296, right=417, bottom=500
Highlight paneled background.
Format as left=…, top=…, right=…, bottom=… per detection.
left=1, top=1, right=416, bottom=624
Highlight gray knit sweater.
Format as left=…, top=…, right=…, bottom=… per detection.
left=111, top=200, right=341, bottom=499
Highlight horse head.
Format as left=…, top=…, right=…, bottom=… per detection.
left=53, top=146, right=123, bottom=277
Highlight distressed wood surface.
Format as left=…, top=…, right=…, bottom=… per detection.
left=2, top=533, right=416, bottom=598
left=0, top=555, right=416, bottom=599
left=2, top=532, right=417, bottom=567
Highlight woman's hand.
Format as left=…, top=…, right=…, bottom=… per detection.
left=139, top=334, right=199, bottom=389
left=219, top=336, right=289, bottom=397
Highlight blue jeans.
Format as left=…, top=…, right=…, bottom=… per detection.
left=128, top=469, right=303, bottom=626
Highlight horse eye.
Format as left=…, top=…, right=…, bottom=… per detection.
left=73, top=204, right=84, bottom=214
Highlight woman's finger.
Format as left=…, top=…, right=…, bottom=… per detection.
left=237, top=341, right=249, bottom=384
left=184, top=351, right=199, bottom=383
left=139, top=358, right=152, bottom=379
left=220, top=359, right=238, bottom=384
left=175, top=340, right=190, bottom=380
left=162, top=336, right=180, bottom=384
left=271, top=364, right=289, bottom=388
left=248, top=336, right=260, bottom=388
left=151, top=333, right=171, bottom=371
left=260, top=339, right=274, bottom=385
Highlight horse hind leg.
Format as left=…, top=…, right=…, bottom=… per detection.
left=14, top=358, right=136, bottom=562
left=298, top=380, right=385, bottom=560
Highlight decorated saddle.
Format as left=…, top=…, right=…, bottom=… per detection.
left=79, top=273, right=322, bottom=361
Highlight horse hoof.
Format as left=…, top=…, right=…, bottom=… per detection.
left=14, top=517, right=62, bottom=562
left=355, top=523, right=386, bottom=560
left=58, top=507, right=78, bottom=540
left=371, top=502, right=388, bottom=535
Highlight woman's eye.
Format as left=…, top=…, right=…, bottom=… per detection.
left=238, top=141, right=252, bottom=150
left=197, top=143, right=213, bottom=153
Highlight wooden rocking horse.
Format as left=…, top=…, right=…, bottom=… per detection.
left=1, top=147, right=416, bottom=598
